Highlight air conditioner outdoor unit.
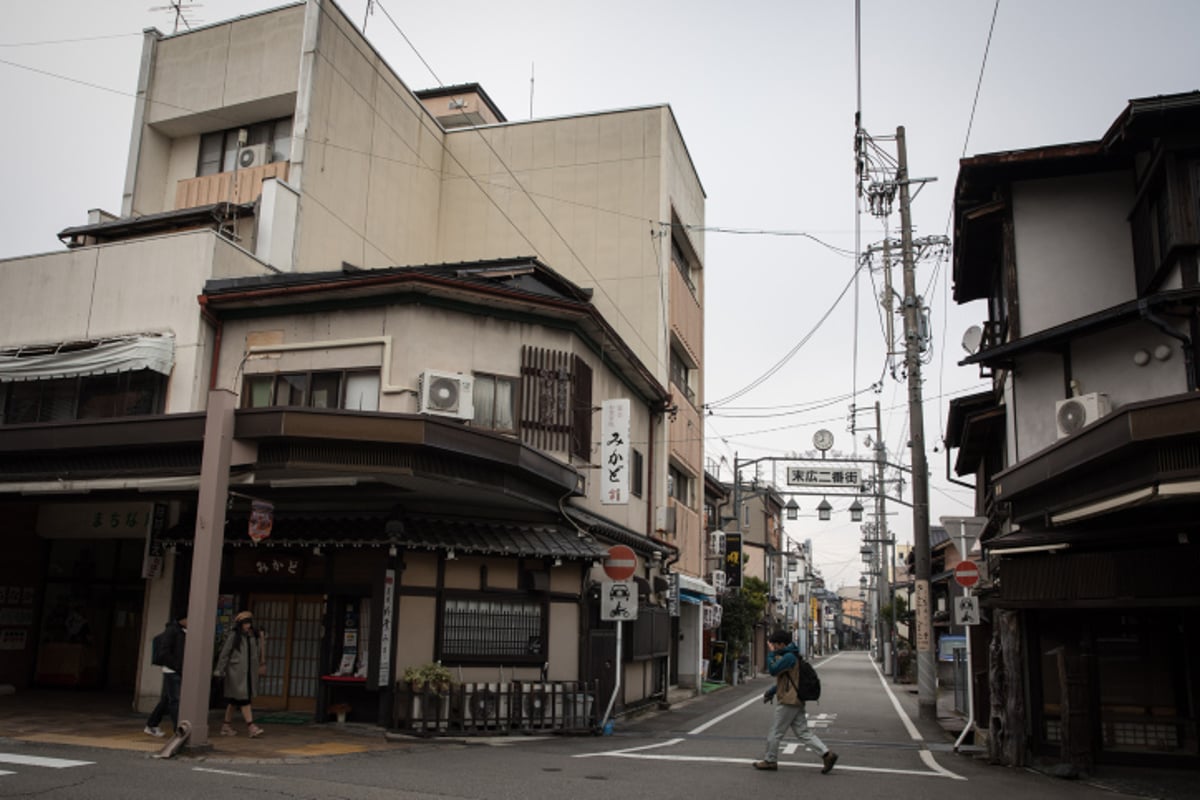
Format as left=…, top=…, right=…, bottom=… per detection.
left=237, top=143, right=271, bottom=169
left=710, top=570, right=726, bottom=595
left=708, top=532, right=726, bottom=557
left=419, top=370, right=474, bottom=420
left=1055, top=392, right=1110, bottom=439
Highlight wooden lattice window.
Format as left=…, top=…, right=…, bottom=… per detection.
left=520, top=347, right=592, bottom=460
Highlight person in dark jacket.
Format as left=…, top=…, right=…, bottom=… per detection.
left=214, top=610, right=266, bottom=738
left=753, top=629, right=837, bottom=774
left=144, top=614, right=187, bottom=737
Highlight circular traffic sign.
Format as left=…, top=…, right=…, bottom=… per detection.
left=954, top=560, right=980, bottom=588
left=603, top=545, right=637, bottom=580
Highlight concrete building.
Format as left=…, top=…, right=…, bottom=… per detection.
left=947, top=91, right=1200, bottom=767
left=0, top=0, right=709, bottom=736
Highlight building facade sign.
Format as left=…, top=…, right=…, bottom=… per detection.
left=600, top=398, right=631, bottom=504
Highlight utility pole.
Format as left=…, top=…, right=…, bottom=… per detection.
left=896, top=126, right=935, bottom=721
left=874, top=401, right=894, bottom=677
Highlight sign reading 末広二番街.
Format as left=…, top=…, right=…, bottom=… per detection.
left=786, top=466, right=862, bottom=488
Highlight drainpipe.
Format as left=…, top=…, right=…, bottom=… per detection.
left=1138, top=298, right=1197, bottom=392
left=198, top=297, right=223, bottom=391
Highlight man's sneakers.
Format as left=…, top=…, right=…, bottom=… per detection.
left=143, top=725, right=165, bottom=738
left=752, top=760, right=778, bottom=771
left=821, top=750, right=839, bottom=774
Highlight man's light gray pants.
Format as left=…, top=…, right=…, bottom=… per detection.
left=764, top=701, right=827, bottom=762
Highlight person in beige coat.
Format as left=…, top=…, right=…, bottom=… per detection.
left=214, top=610, right=266, bottom=737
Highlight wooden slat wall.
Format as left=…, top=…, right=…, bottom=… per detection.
left=520, top=346, right=572, bottom=453
left=174, top=162, right=290, bottom=209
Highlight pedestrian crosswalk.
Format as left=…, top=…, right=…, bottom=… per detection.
left=0, top=753, right=94, bottom=777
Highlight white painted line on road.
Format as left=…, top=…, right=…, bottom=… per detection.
left=193, top=767, right=267, bottom=778
left=0, top=754, right=94, bottom=768
left=0, top=770, right=14, bottom=776
left=868, top=656, right=967, bottom=781
left=687, top=694, right=762, bottom=735
left=920, top=749, right=966, bottom=781
left=869, top=656, right=923, bottom=741
left=578, top=750, right=958, bottom=778
left=574, top=738, right=684, bottom=757
left=686, top=653, right=842, bottom=736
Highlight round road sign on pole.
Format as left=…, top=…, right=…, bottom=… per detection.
left=604, top=545, right=637, bottom=581
left=954, top=560, right=980, bottom=588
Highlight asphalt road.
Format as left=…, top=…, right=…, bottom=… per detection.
left=0, top=652, right=1158, bottom=799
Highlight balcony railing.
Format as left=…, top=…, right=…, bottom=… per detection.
left=175, top=162, right=290, bottom=210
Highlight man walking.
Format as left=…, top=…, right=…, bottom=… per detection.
left=754, top=629, right=837, bottom=774
left=144, top=614, right=186, bottom=737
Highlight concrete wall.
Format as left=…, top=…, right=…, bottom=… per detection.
left=0, top=231, right=273, bottom=413
left=1011, top=172, right=1135, bottom=336
left=223, top=299, right=656, bottom=530
left=293, top=3, right=444, bottom=271
left=132, top=6, right=306, bottom=216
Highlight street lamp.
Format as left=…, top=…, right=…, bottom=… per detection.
left=785, top=499, right=799, bottom=520
left=849, top=498, right=864, bottom=522
left=860, top=545, right=874, bottom=564
left=817, top=498, right=832, bottom=521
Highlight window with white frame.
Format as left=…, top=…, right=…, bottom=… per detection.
left=198, top=117, right=293, bottom=176
left=471, top=372, right=518, bottom=433
left=243, top=370, right=380, bottom=411
left=668, top=464, right=693, bottom=506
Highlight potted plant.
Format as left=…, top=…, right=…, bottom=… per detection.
left=402, top=661, right=452, bottom=694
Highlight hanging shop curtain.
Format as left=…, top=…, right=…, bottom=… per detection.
left=0, top=334, right=175, bottom=383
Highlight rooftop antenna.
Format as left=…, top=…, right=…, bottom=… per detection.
left=149, top=0, right=201, bottom=33
left=529, top=62, right=535, bottom=119
left=363, top=0, right=374, bottom=33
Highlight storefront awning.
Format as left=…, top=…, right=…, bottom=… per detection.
left=163, top=511, right=610, bottom=561
left=0, top=334, right=175, bottom=383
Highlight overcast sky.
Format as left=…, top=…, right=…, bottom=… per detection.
left=2, top=1, right=1197, bottom=589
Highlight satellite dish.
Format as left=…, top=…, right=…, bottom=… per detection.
left=961, top=325, right=983, bottom=355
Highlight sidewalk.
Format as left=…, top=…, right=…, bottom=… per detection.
left=0, top=689, right=403, bottom=763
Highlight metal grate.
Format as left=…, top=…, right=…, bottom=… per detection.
left=442, top=598, right=542, bottom=658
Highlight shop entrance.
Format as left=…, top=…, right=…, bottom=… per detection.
left=249, top=594, right=324, bottom=712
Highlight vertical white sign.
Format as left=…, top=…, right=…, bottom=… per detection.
left=600, top=398, right=631, bottom=504
left=378, top=569, right=395, bottom=685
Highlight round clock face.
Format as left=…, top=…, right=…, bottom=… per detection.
left=813, top=429, right=834, bottom=451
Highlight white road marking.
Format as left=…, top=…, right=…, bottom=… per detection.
left=0, top=771, right=13, bottom=777
left=193, top=767, right=267, bottom=778
left=0, top=754, right=94, bottom=768
left=868, top=657, right=967, bottom=781
left=577, top=751, right=958, bottom=777
left=575, top=738, right=684, bottom=757
left=577, top=652, right=965, bottom=781
left=687, top=694, right=762, bottom=735
left=687, top=653, right=842, bottom=736
left=869, top=656, right=923, bottom=741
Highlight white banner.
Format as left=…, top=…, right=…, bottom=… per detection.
left=600, top=398, right=631, bottom=504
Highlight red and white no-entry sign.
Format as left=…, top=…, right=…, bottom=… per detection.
left=954, top=560, right=980, bottom=588
left=603, top=545, right=637, bottom=580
